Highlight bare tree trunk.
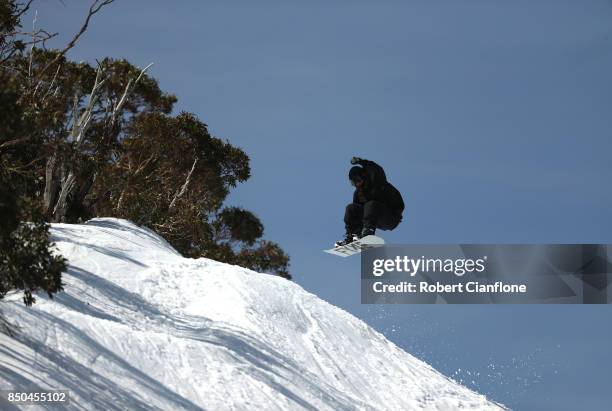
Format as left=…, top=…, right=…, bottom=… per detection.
left=52, top=171, right=76, bottom=222
left=73, top=172, right=97, bottom=220
left=43, top=153, right=59, bottom=216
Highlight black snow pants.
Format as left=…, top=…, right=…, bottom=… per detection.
left=344, top=200, right=401, bottom=234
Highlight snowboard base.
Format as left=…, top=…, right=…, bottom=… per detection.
left=324, top=235, right=385, bottom=257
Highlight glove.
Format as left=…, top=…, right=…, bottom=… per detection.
left=350, top=156, right=363, bottom=165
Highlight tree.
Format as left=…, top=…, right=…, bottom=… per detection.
left=1, top=0, right=291, bottom=286
left=0, top=0, right=114, bottom=308
left=0, top=58, right=65, bottom=307
left=92, top=112, right=291, bottom=278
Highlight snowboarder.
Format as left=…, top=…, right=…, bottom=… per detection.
left=336, top=157, right=404, bottom=246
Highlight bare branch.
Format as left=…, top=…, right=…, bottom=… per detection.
left=133, top=62, right=154, bottom=84
left=169, top=158, right=199, bottom=209
left=41, top=64, right=61, bottom=103
left=66, top=64, right=106, bottom=144
left=15, top=0, right=35, bottom=20
left=113, top=78, right=132, bottom=116
left=112, top=62, right=153, bottom=122
left=0, top=137, right=31, bottom=152
left=35, top=0, right=115, bottom=80
left=0, top=28, right=57, bottom=66
left=134, top=153, right=157, bottom=176
left=77, top=65, right=106, bottom=139
left=4, top=28, right=59, bottom=43
left=27, top=10, right=38, bottom=79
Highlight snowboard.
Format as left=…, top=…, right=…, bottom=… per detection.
left=324, top=235, right=385, bottom=257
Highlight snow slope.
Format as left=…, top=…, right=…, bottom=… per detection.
left=0, top=218, right=505, bottom=410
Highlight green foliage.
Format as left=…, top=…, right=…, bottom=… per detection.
left=237, top=241, right=291, bottom=280
left=0, top=174, right=19, bottom=237
left=0, top=175, right=66, bottom=306
left=0, top=0, right=26, bottom=62
left=0, top=1, right=17, bottom=31
left=217, top=207, right=264, bottom=246
left=212, top=207, right=291, bottom=278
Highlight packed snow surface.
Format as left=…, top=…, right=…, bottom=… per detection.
left=0, top=218, right=505, bottom=410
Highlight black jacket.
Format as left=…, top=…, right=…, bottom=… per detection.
left=352, top=159, right=404, bottom=214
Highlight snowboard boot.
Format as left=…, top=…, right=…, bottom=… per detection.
left=335, top=232, right=359, bottom=247
left=360, top=227, right=376, bottom=238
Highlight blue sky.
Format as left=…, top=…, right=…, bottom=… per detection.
left=29, top=1, right=612, bottom=409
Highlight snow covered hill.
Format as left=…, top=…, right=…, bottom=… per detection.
left=0, top=218, right=505, bottom=410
